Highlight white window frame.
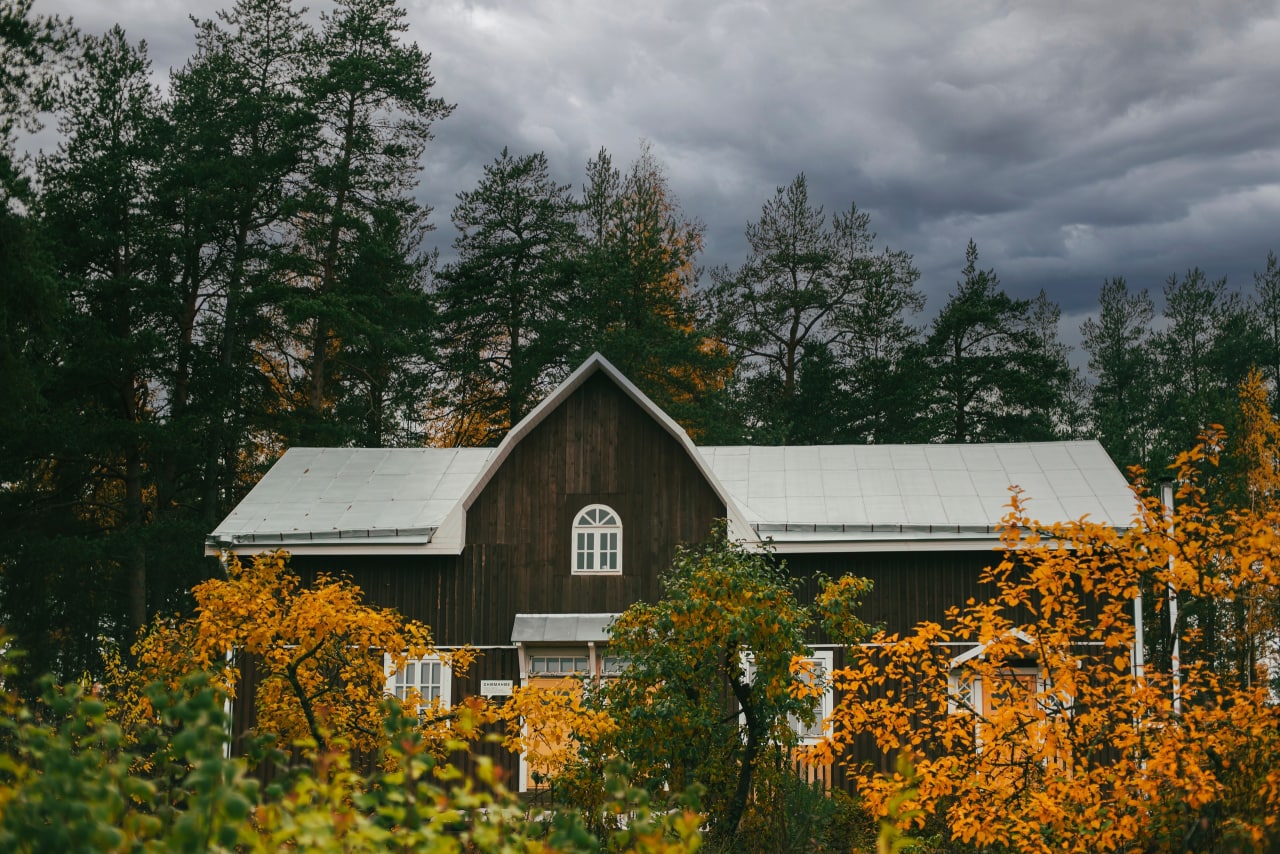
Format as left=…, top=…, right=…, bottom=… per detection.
left=384, top=653, right=451, bottom=711
left=947, top=667, right=981, bottom=715
left=527, top=651, right=591, bottom=677
left=947, top=633, right=1064, bottom=718
left=790, top=651, right=834, bottom=744
left=740, top=649, right=835, bottom=744
left=571, top=504, right=622, bottom=575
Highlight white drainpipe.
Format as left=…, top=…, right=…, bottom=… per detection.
left=1162, top=480, right=1181, bottom=715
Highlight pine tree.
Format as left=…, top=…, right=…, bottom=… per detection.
left=285, top=0, right=452, bottom=446
left=0, top=0, right=71, bottom=442
left=710, top=173, right=921, bottom=443
left=924, top=240, right=1073, bottom=442
left=1081, top=277, right=1159, bottom=472
left=332, top=202, right=440, bottom=447
left=1151, top=268, right=1257, bottom=467
left=159, top=0, right=315, bottom=527
left=432, top=148, right=581, bottom=444
left=23, top=25, right=166, bottom=674
left=0, top=3, right=76, bottom=693
left=1250, top=252, right=1280, bottom=405
left=575, top=144, right=730, bottom=437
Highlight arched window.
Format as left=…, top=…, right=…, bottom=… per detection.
left=572, top=504, right=621, bottom=574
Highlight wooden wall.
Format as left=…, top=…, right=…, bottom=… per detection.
left=290, top=372, right=726, bottom=646
left=461, top=371, right=726, bottom=638
left=783, top=549, right=1026, bottom=640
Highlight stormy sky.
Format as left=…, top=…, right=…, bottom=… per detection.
left=34, top=0, right=1280, bottom=349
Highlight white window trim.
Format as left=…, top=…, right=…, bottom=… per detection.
left=384, top=653, right=452, bottom=711
left=947, top=667, right=982, bottom=715
left=791, top=650, right=834, bottom=744
left=740, top=649, right=834, bottom=744
left=946, top=632, right=1069, bottom=718
left=526, top=650, right=592, bottom=677
left=571, top=503, right=622, bottom=575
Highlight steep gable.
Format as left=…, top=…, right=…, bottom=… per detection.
left=443, top=353, right=757, bottom=545
left=460, top=366, right=730, bottom=614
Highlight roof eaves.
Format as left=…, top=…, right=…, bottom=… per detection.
left=204, top=525, right=438, bottom=549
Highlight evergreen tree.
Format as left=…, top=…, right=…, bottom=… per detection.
left=1027, top=289, right=1089, bottom=439
left=19, top=26, right=167, bottom=678
left=159, top=0, right=315, bottom=527
left=0, top=0, right=77, bottom=692
left=836, top=254, right=927, bottom=442
left=332, top=202, right=439, bottom=447
left=0, top=0, right=75, bottom=205
left=1151, top=268, right=1257, bottom=467
left=432, top=148, right=581, bottom=445
left=1250, top=252, right=1280, bottom=405
left=574, top=144, right=730, bottom=438
left=710, top=173, right=921, bottom=443
left=924, top=240, right=1073, bottom=442
left=0, top=0, right=71, bottom=434
left=285, top=0, right=452, bottom=446
left=1081, top=278, right=1159, bottom=473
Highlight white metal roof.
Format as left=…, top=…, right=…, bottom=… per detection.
left=205, top=356, right=1138, bottom=556
left=207, top=446, right=494, bottom=551
left=697, top=441, right=1136, bottom=549
left=206, top=439, right=1136, bottom=555
left=511, top=613, right=621, bottom=644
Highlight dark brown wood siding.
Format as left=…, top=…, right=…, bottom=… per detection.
left=460, top=371, right=726, bottom=641
left=274, top=372, right=727, bottom=784
left=290, top=554, right=474, bottom=642
left=783, top=549, right=1023, bottom=641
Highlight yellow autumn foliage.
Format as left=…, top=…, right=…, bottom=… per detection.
left=501, top=677, right=618, bottom=783
left=821, top=428, right=1280, bottom=852
left=113, top=551, right=482, bottom=756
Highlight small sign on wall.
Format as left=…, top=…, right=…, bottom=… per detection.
left=480, top=679, right=514, bottom=697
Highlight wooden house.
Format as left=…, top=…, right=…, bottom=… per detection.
left=206, top=353, right=1136, bottom=787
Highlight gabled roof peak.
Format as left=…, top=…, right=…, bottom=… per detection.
left=452, top=353, right=759, bottom=542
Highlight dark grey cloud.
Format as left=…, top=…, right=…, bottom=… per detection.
left=39, top=0, right=1280, bottom=350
